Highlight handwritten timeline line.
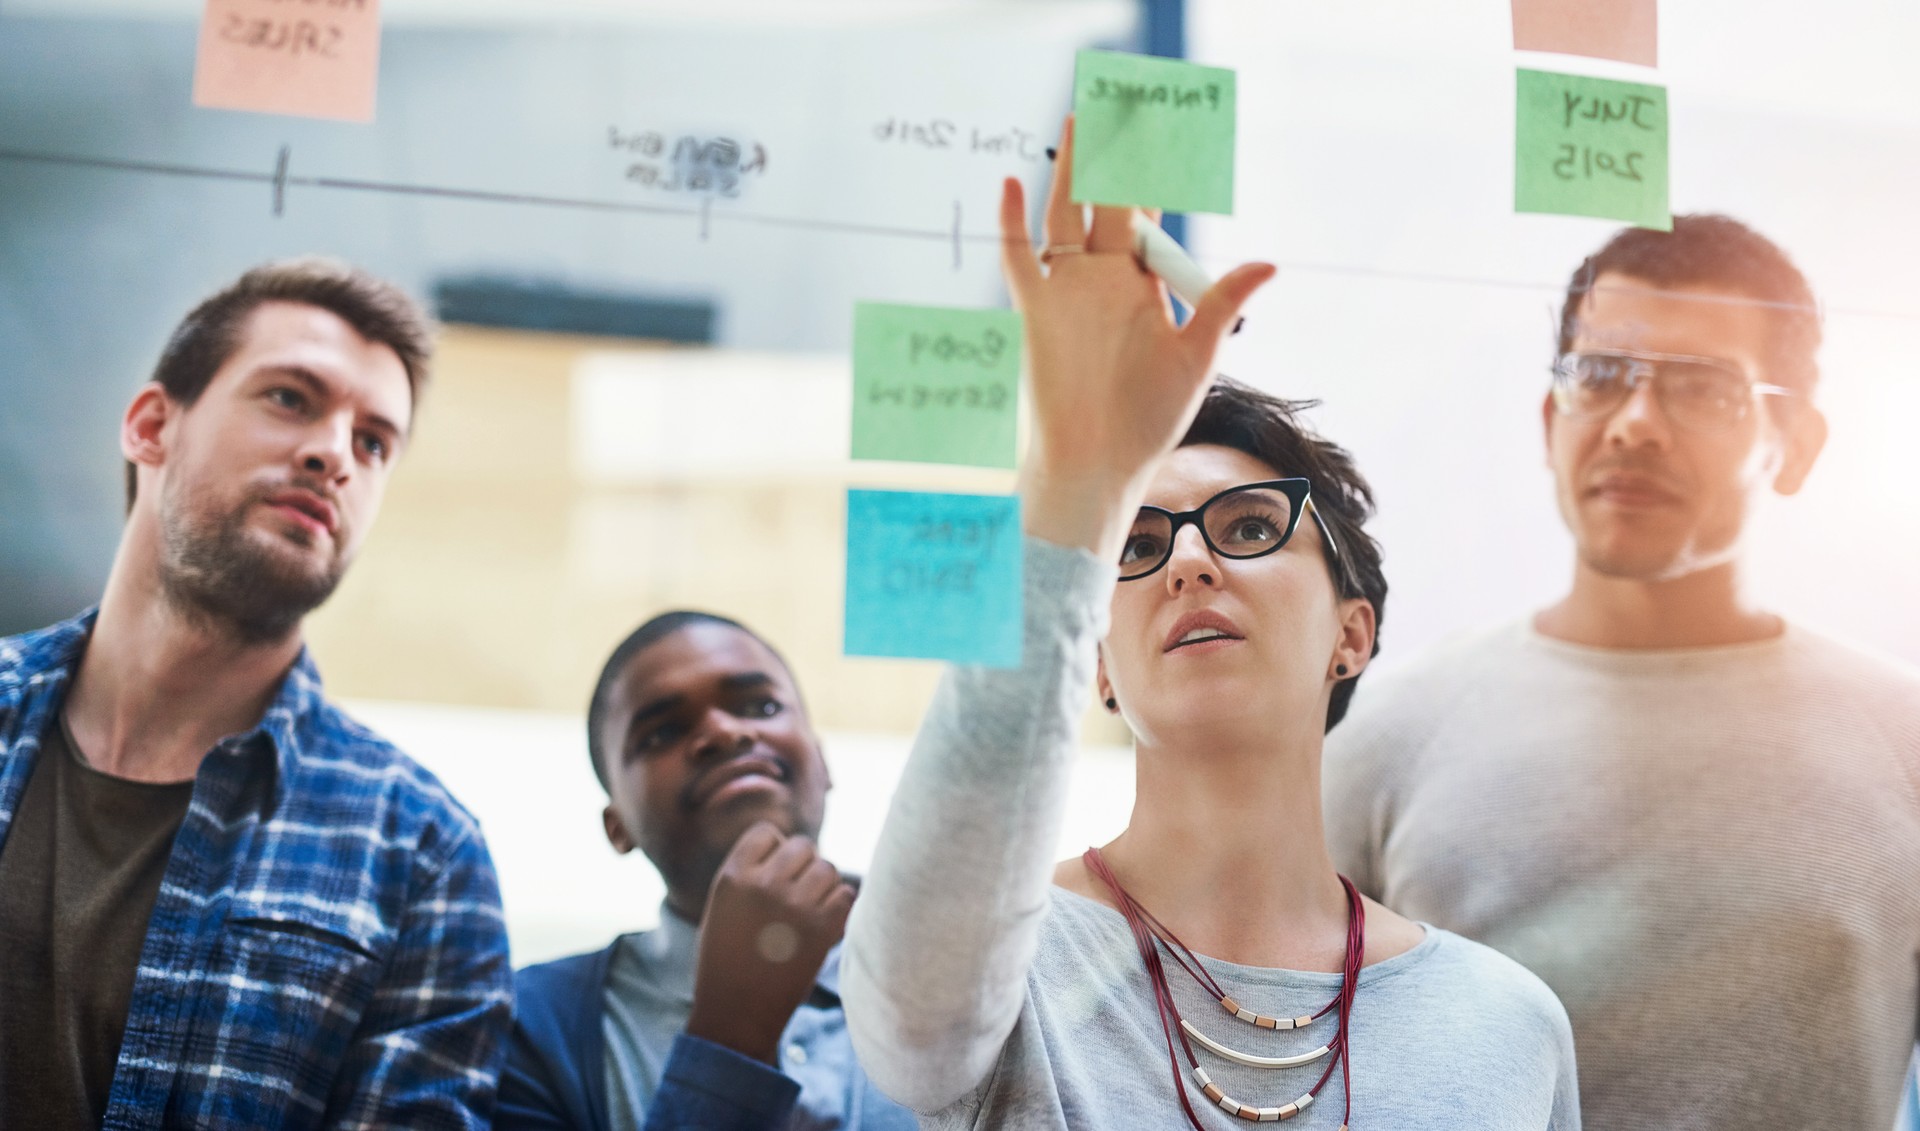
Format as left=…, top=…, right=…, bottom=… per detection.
left=951, top=201, right=963, bottom=272
left=271, top=144, right=290, bottom=216
left=1, top=145, right=1908, bottom=322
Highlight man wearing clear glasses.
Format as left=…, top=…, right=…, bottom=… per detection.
left=1324, top=214, right=1920, bottom=1131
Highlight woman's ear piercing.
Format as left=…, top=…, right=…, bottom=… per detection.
left=1105, top=698, right=1118, bottom=711
left=1335, top=664, right=1349, bottom=677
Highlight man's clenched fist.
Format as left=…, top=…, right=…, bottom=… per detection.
left=684, top=821, right=856, bottom=1065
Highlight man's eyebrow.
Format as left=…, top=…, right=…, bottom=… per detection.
left=261, top=363, right=329, bottom=397
left=361, top=408, right=405, bottom=443
left=621, top=693, right=686, bottom=751
left=719, top=672, right=776, bottom=692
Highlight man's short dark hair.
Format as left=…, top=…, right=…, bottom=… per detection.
left=586, top=611, right=796, bottom=791
left=1558, top=213, right=1822, bottom=393
left=126, top=257, right=435, bottom=510
left=1180, top=378, right=1387, bottom=732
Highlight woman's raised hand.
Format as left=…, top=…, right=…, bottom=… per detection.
left=1002, top=118, right=1275, bottom=560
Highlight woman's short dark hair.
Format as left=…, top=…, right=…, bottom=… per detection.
left=1179, top=377, right=1387, bottom=732
left=126, top=257, right=435, bottom=510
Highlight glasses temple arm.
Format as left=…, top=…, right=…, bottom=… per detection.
left=1305, top=499, right=1342, bottom=560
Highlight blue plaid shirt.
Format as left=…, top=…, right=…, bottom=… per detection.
left=0, top=612, right=513, bottom=1129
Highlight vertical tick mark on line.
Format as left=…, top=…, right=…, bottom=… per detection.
left=951, top=200, right=962, bottom=271
left=271, top=145, right=290, bottom=217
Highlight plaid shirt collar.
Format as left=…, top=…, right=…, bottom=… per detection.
left=0, top=607, right=319, bottom=806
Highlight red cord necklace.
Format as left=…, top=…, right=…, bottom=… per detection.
left=1084, top=847, right=1365, bottom=1128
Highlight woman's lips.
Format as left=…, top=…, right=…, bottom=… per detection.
left=1162, top=609, right=1246, bottom=653
left=1164, top=634, right=1243, bottom=656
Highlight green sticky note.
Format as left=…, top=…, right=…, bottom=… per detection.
left=844, top=489, right=1023, bottom=668
left=1071, top=49, right=1236, bottom=215
left=851, top=303, right=1021, bottom=470
left=1515, top=68, right=1670, bottom=231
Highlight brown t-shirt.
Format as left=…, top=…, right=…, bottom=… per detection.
left=0, top=713, right=194, bottom=1128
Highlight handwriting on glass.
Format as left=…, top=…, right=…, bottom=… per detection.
left=218, top=0, right=366, bottom=58
left=871, top=118, right=1047, bottom=160
left=608, top=127, right=768, bottom=197
left=867, top=326, right=1011, bottom=414
left=908, top=327, right=1007, bottom=368
left=1552, top=92, right=1657, bottom=183
left=1081, top=76, right=1224, bottom=111
left=882, top=510, right=1012, bottom=596
left=866, top=382, right=1009, bottom=411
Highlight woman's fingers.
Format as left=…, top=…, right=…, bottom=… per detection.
left=1182, top=262, right=1277, bottom=356
left=999, top=177, right=1043, bottom=302
left=1120, top=207, right=1166, bottom=293
left=1041, top=118, right=1086, bottom=252
left=1086, top=202, right=1135, bottom=256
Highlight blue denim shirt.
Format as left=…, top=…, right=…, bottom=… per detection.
left=0, top=611, right=513, bottom=1129
left=602, top=910, right=915, bottom=1131
left=502, top=907, right=917, bottom=1131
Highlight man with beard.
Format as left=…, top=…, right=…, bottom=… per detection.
left=498, top=612, right=913, bottom=1131
left=1324, top=215, right=1920, bottom=1129
left=0, top=259, right=511, bottom=1128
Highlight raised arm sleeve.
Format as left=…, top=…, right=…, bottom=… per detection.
left=840, top=537, right=1113, bottom=1115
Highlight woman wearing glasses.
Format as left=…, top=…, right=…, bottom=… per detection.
left=841, top=122, right=1580, bottom=1129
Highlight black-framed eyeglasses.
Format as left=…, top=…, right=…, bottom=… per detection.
left=1118, top=478, right=1343, bottom=583
left=1551, top=349, right=1795, bottom=434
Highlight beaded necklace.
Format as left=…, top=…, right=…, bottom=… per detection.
left=1083, top=847, right=1364, bottom=1127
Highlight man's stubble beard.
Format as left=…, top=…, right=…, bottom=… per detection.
left=157, top=476, right=348, bottom=646
left=1575, top=515, right=1745, bottom=585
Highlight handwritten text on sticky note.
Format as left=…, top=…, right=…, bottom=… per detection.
left=193, top=0, right=381, bottom=123
left=852, top=303, right=1021, bottom=470
left=1515, top=69, right=1669, bottom=231
left=844, top=490, right=1022, bottom=668
left=1512, top=0, right=1657, bottom=67
left=1071, top=50, right=1236, bottom=215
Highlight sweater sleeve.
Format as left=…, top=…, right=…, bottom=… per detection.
left=840, top=537, right=1113, bottom=1115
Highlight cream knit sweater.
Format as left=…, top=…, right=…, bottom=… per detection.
left=1325, top=620, right=1920, bottom=1130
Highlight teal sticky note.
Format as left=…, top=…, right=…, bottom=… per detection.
left=851, top=303, right=1021, bottom=470
left=1515, top=68, right=1670, bottom=231
left=844, top=489, right=1022, bottom=668
left=1070, top=49, right=1237, bottom=215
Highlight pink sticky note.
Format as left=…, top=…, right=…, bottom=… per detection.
left=193, top=0, right=381, bottom=123
left=1512, top=0, right=1657, bottom=67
